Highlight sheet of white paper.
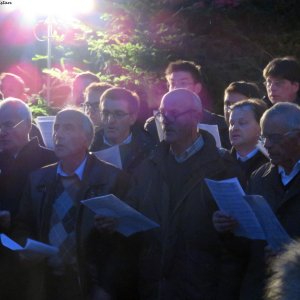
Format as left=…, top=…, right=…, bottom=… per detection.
left=25, top=239, right=59, bottom=256
left=198, top=123, right=221, bottom=148
left=93, top=145, right=122, bottom=169
left=81, top=194, right=159, bottom=236
left=35, top=116, right=55, bottom=149
left=0, top=233, right=23, bottom=250
left=153, top=110, right=165, bottom=142
left=0, top=234, right=58, bottom=256
left=245, top=195, right=292, bottom=251
left=205, top=178, right=265, bottom=240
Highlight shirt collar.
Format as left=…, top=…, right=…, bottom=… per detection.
left=278, top=160, right=300, bottom=186
left=56, top=155, right=88, bottom=180
left=236, top=148, right=259, bottom=162
left=103, top=132, right=132, bottom=147
left=170, top=135, right=204, bottom=163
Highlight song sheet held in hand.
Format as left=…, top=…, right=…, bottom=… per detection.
left=93, top=145, right=122, bottom=169
left=81, top=194, right=159, bottom=237
left=0, top=233, right=58, bottom=257
left=205, top=177, right=292, bottom=251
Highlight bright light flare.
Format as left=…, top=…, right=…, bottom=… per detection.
left=16, top=0, right=94, bottom=22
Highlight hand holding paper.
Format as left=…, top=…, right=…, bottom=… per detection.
left=0, top=233, right=58, bottom=260
left=212, top=210, right=238, bottom=233
left=206, top=177, right=292, bottom=251
left=81, top=194, right=159, bottom=237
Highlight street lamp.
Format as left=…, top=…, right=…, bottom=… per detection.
left=15, top=0, right=94, bottom=104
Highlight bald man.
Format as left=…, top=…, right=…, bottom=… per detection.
left=13, top=109, right=136, bottom=300
left=127, top=89, right=244, bottom=300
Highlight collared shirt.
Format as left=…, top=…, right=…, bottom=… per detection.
left=56, top=156, right=88, bottom=181
left=236, top=148, right=259, bottom=162
left=171, top=135, right=204, bottom=163
left=278, top=160, right=300, bottom=186
left=103, top=133, right=133, bottom=147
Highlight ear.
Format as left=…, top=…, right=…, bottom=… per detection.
left=129, top=112, right=138, bottom=126
left=194, top=82, right=202, bottom=94
left=292, top=81, right=299, bottom=94
left=194, top=110, right=202, bottom=123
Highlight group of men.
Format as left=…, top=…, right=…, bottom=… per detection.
left=0, top=56, right=299, bottom=300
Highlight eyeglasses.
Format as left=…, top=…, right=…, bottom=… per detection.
left=0, top=119, right=25, bottom=132
left=154, top=109, right=195, bottom=123
left=82, top=102, right=100, bottom=112
left=261, top=129, right=300, bottom=144
left=264, top=79, right=287, bottom=89
left=100, top=110, right=131, bottom=121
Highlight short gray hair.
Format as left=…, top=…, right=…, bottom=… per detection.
left=261, top=102, right=300, bottom=131
left=265, top=240, right=300, bottom=300
left=0, top=97, right=32, bottom=125
left=56, top=108, right=95, bottom=147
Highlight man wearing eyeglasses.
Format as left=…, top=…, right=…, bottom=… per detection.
left=126, top=88, right=244, bottom=300
left=213, top=102, right=300, bottom=300
left=0, top=98, right=57, bottom=300
left=82, top=82, right=113, bottom=129
left=263, top=56, right=300, bottom=106
left=144, top=60, right=231, bottom=149
left=91, top=87, right=155, bottom=174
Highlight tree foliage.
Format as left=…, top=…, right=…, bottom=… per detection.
left=32, top=0, right=300, bottom=113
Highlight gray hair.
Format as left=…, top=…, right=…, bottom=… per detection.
left=265, top=240, right=300, bottom=300
left=0, top=97, right=32, bottom=125
left=261, top=102, right=300, bottom=131
left=56, top=108, right=95, bottom=147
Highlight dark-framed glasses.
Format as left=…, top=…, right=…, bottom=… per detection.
left=100, top=110, right=131, bottom=121
left=154, top=109, right=195, bottom=122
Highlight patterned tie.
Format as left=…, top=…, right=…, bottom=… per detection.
left=48, top=175, right=81, bottom=266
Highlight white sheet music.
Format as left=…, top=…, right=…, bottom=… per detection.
left=93, top=145, right=122, bottom=169
left=81, top=194, right=159, bottom=237
left=198, top=123, right=221, bottom=148
left=205, top=178, right=292, bottom=251
left=0, top=234, right=58, bottom=257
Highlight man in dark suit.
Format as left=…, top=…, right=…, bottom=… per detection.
left=13, top=108, right=136, bottom=300
left=128, top=89, right=244, bottom=299
left=91, top=87, right=155, bottom=174
left=0, top=98, right=57, bottom=217
left=0, top=98, right=57, bottom=300
left=213, top=102, right=300, bottom=300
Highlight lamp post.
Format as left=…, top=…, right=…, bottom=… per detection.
left=46, top=16, right=53, bottom=105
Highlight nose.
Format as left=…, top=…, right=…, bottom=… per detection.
left=106, top=114, right=116, bottom=123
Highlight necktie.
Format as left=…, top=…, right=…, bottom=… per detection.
left=48, top=175, right=80, bottom=265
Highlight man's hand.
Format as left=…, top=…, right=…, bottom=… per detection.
left=94, top=215, right=118, bottom=234
left=212, top=210, right=238, bottom=233
left=0, top=210, right=11, bottom=229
